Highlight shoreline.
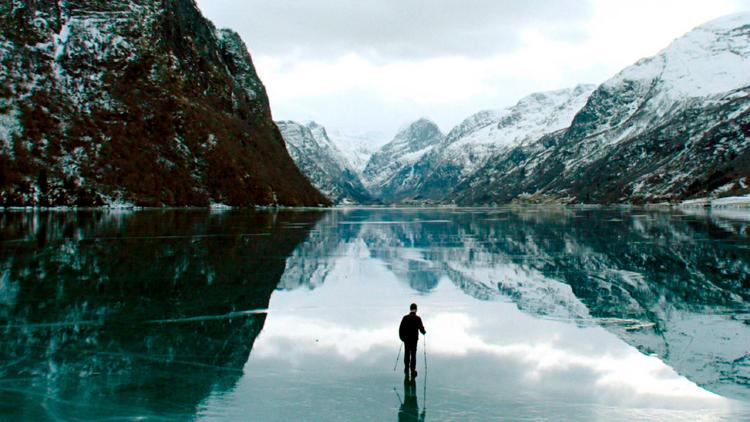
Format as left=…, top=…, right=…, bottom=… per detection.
left=2, top=197, right=750, bottom=213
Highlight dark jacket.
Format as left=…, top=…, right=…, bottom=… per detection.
left=399, top=312, right=426, bottom=344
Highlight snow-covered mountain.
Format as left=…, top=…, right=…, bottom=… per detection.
left=455, top=13, right=750, bottom=205
left=326, top=128, right=389, bottom=175
left=277, top=121, right=374, bottom=204
left=398, top=85, right=596, bottom=202
left=362, top=118, right=445, bottom=199
left=0, top=0, right=328, bottom=207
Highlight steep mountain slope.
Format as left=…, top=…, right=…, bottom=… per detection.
left=406, top=85, right=595, bottom=202
left=456, top=13, right=750, bottom=205
left=326, top=128, right=389, bottom=176
left=362, top=118, right=444, bottom=199
left=0, top=0, right=328, bottom=207
left=277, top=120, right=374, bottom=204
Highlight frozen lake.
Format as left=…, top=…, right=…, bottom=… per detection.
left=1, top=207, right=749, bottom=420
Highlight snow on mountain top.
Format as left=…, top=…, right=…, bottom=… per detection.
left=443, top=84, right=596, bottom=147
left=279, top=120, right=352, bottom=170
left=514, top=84, right=597, bottom=110
left=321, top=127, right=389, bottom=174
left=276, top=120, right=374, bottom=203
left=362, top=118, right=445, bottom=189
left=394, top=117, right=442, bottom=138
left=701, top=11, right=750, bottom=31
left=395, top=117, right=442, bottom=135
left=443, top=110, right=502, bottom=144
left=438, top=84, right=596, bottom=175
left=327, top=128, right=389, bottom=150
left=604, top=12, right=750, bottom=98
left=381, top=117, right=444, bottom=154
left=305, top=121, right=336, bottom=150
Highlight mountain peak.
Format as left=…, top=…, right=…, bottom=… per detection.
left=393, top=118, right=443, bottom=146
left=305, top=121, right=331, bottom=143
left=396, top=116, right=440, bottom=133
left=362, top=117, right=444, bottom=195
left=443, top=110, right=501, bottom=145
left=439, top=84, right=595, bottom=151
left=453, top=12, right=750, bottom=206
left=515, top=85, right=596, bottom=108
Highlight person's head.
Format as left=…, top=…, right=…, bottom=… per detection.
left=410, top=303, right=417, bottom=313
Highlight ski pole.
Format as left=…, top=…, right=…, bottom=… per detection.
left=393, top=342, right=403, bottom=371
left=423, top=334, right=427, bottom=373
left=423, top=334, right=427, bottom=410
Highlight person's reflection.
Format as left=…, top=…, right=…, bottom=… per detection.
left=398, top=377, right=425, bottom=422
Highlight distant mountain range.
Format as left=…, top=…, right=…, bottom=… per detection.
left=0, top=0, right=328, bottom=207
left=280, top=13, right=750, bottom=205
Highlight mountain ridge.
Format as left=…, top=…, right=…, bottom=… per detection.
left=454, top=12, right=750, bottom=205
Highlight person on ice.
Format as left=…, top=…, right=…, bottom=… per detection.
left=399, top=303, right=426, bottom=379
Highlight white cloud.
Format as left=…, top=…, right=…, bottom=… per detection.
left=197, top=0, right=592, bottom=59
left=252, top=310, right=726, bottom=405
left=196, top=0, right=750, bottom=140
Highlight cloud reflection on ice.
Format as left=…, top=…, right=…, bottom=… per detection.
left=204, top=208, right=750, bottom=421
left=254, top=292, right=725, bottom=410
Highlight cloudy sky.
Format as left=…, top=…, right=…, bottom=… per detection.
left=196, top=0, right=750, bottom=141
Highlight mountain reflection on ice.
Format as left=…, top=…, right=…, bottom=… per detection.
left=0, top=210, right=323, bottom=420
left=2, top=208, right=750, bottom=421
left=202, top=207, right=750, bottom=421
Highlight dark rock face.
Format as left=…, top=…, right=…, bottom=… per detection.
left=0, top=0, right=329, bottom=207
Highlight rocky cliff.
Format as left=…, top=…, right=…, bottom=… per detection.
left=0, top=0, right=329, bottom=207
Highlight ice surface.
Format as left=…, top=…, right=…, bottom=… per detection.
left=2, top=209, right=750, bottom=420
left=712, top=195, right=750, bottom=207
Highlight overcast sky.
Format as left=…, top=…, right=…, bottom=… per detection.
left=195, top=0, right=750, bottom=141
